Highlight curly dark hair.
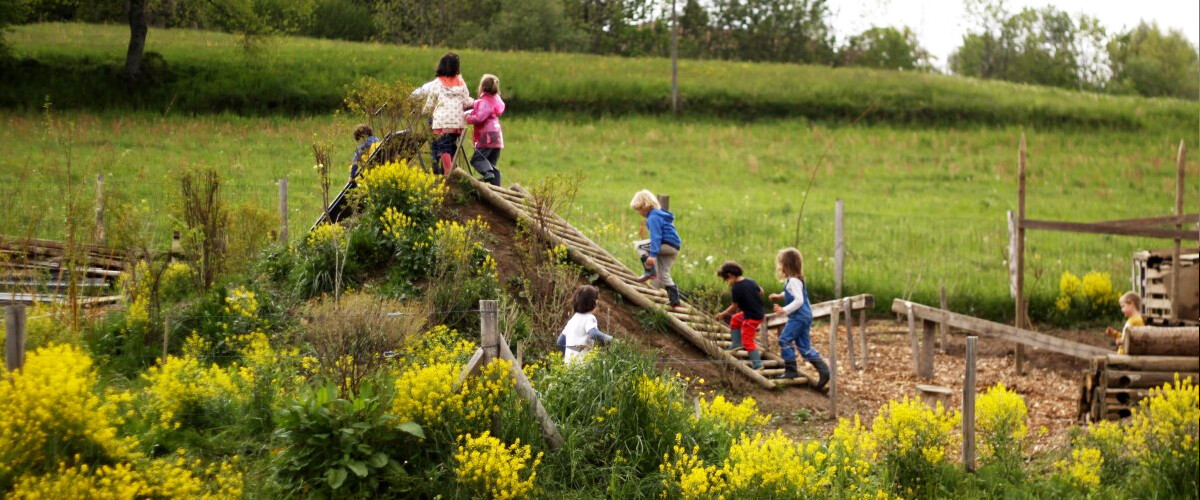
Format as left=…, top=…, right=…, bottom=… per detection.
left=716, top=261, right=744, bottom=279
left=436, top=52, right=460, bottom=77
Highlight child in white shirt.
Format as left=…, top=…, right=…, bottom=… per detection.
left=557, top=285, right=614, bottom=364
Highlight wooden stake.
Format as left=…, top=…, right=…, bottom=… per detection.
left=162, top=313, right=170, bottom=362
left=829, top=300, right=839, bottom=419
left=481, top=299, right=499, bottom=361
left=94, top=173, right=105, bottom=246
left=657, top=194, right=670, bottom=211
left=921, top=319, right=935, bottom=380
left=498, top=339, right=564, bottom=451
left=843, top=297, right=856, bottom=369
left=1015, top=134, right=1027, bottom=375
left=939, top=286, right=948, bottom=353
left=835, top=198, right=844, bottom=298
left=906, top=302, right=919, bottom=376
left=278, top=178, right=289, bottom=244
left=859, top=309, right=868, bottom=368
left=1172, top=141, right=1185, bottom=321
left=964, top=336, right=977, bottom=472
left=6, top=305, right=26, bottom=371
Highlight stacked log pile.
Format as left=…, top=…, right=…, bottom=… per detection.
left=1079, top=326, right=1199, bottom=421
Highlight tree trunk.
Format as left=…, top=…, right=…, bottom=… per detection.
left=125, top=0, right=148, bottom=80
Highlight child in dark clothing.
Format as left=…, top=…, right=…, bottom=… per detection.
left=714, top=261, right=764, bottom=370
left=349, top=124, right=380, bottom=181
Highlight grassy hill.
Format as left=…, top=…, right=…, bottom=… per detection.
left=3, top=22, right=1197, bottom=130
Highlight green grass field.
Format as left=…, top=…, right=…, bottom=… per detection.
left=4, top=23, right=1197, bottom=130
left=2, top=23, right=1197, bottom=323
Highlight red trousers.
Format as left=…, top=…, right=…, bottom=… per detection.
left=730, top=312, right=760, bottom=351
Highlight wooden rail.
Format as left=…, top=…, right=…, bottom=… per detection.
left=457, top=171, right=811, bottom=389
left=891, top=299, right=1109, bottom=360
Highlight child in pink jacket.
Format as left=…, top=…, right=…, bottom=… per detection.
left=464, top=74, right=505, bottom=186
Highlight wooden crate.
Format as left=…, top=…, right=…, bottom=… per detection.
left=1132, top=249, right=1199, bottom=325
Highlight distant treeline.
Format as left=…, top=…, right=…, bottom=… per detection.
left=3, top=0, right=1198, bottom=101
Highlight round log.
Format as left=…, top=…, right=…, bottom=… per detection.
left=1107, top=370, right=1200, bottom=389
left=1123, top=326, right=1199, bottom=356
left=1104, top=354, right=1199, bottom=372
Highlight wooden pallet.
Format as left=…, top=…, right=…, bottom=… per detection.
left=459, top=173, right=840, bottom=389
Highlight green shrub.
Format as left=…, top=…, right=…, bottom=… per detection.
left=273, top=380, right=425, bottom=497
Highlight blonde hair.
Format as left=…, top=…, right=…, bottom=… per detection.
left=775, top=247, right=805, bottom=281
left=478, top=74, right=499, bottom=96
left=1120, top=291, right=1141, bottom=309
left=629, top=190, right=660, bottom=212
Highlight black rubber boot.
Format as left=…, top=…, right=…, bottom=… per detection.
left=748, top=349, right=763, bottom=370
left=809, top=357, right=830, bottom=392
left=776, top=360, right=801, bottom=379
left=490, top=168, right=501, bottom=186
left=635, top=255, right=657, bottom=283
left=666, top=286, right=681, bottom=307
left=724, top=329, right=743, bottom=351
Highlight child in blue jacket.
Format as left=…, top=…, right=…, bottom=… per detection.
left=629, top=189, right=682, bottom=307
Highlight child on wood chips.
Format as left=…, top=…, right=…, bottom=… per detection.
left=1105, top=291, right=1145, bottom=354
left=464, top=74, right=504, bottom=186
left=557, top=285, right=614, bottom=364
left=714, top=261, right=764, bottom=370
left=630, top=189, right=683, bottom=307
left=768, top=247, right=830, bottom=390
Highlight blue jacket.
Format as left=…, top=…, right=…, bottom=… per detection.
left=349, top=135, right=380, bottom=179
left=646, top=209, right=681, bottom=257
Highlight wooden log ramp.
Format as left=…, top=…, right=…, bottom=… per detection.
left=456, top=171, right=874, bottom=390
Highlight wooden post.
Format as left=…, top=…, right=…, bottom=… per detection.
left=278, top=178, right=289, bottom=244
left=843, top=297, right=856, bottom=369
left=1172, top=141, right=1185, bottom=321
left=906, top=302, right=920, bottom=376
left=669, top=0, right=679, bottom=115
left=481, top=299, right=499, bottom=361
left=94, top=173, right=105, bottom=246
left=834, top=199, right=845, bottom=298
left=939, top=286, right=948, bottom=353
left=828, top=300, right=839, bottom=418
left=162, top=313, right=170, bottom=361
left=498, top=339, right=565, bottom=451
left=657, top=194, right=670, bottom=211
left=5, top=305, right=26, bottom=371
left=921, top=319, right=936, bottom=380
left=859, top=309, right=868, bottom=368
left=963, top=336, right=978, bottom=472
left=1015, top=134, right=1027, bottom=375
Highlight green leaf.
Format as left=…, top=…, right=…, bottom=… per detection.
left=367, top=452, right=388, bottom=468
left=396, top=421, right=425, bottom=439
left=326, top=467, right=347, bottom=489
left=346, top=460, right=368, bottom=477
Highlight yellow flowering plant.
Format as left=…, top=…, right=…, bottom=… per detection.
left=871, top=397, right=959, bottom=495
left=1055, top=270, right=1120, bottom=321
left=454, top=431, right=543, bottom=500
left=352, top=159, right=446, bottom=227
left=975, top=383, right=1028, bottom=475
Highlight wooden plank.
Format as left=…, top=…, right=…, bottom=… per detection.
left=892, top=299, right=1109, bottom=359
left=455, top=348, right=486, bottom=389
left=498, top=339, right=564, bottom=451
left=1022, top=219, right=1199, bottom=241
left=1096, top=213, right=1200, bottom=228
left=939, top=286, right=948, bottom=353
left=758, top=294, right=877, bottom=330
left=462, top=171, right=777, bottom=389
left=6, top=305, right=26, bottom=371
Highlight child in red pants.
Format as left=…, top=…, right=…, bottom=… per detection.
left=714, top=261, right=764, bottom=370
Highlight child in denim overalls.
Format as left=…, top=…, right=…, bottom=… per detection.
left=768, top=247, right=829, bottom=390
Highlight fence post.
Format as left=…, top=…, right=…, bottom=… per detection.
left=94, top=173, right=105, bottom=246
left=939, top=286, right=948, bottom=353
left=906, top=302, right=920, bottom=376
left=921, top=319, right=935, bottom=380
left=859, top=309, right=868, bottom=368
left=1014, top=134, right=1027, bottom=375
left=1171, top=141, right=1185, bottom=321
left=828, top=300, right=839, bottom=419
left=481, top=300, right=499, bottom=361
left=657, top=194, right=670, bottom=211
left=843, top=297, right=856, bottom=369
left=963, top=336, right=978, bottom=472
left=162, top=313, right=171, bottom=362
left=834, top=199, right=844, bottom=299
left=278, top=178, right=289, bottom=244
left=6, top=305, right=26, bottom=371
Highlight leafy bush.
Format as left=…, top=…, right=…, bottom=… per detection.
left=425, top=218, right=501, bottom=333
left=301, top=293, right=425, bottom=397
left=273, top=381, right=425, bottom=496
left=1054, top=270, right=1120, bottom=323
left=352, top=159, right=445, bottom=226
